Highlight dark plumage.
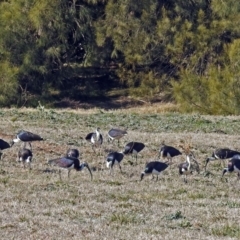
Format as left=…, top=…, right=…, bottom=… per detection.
left=159, top=143, right=182, bottom=162
left=108, top=128, right=127, bottom=146
left=66, top=148, right=80, bottom=158
left=85, top=128, right=103, bottom=152
left=48, top=156, right=93, bottom=180
left=123, top=142, right=145, bottom=164
left=0, top=139, right=11, bottom=160
left=106, top=151, right=124, bottom=174
left=85, top=132, right=93, bottom=142
left=18, top=148, right=33, bottom=169
left=205, top=148, right=240, bottom=170
left=0, top=139, right=11, bottom=150
left=140, top=161, right=168, bottom=181
left=222, top=155, right=240, bottom=180
left=11, top=130, right=43, bottom=150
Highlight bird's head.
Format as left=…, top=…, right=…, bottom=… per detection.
left=140, top=172, right=145, bottom=181
left=10, top=140, right=15, bottom=147
left=122, top=149, right=128, bottom=155
left=66, top=148, right=80, bottom=158
left=222, top=168, right=228, bottom=177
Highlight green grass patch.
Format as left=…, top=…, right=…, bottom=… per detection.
left=211, top=224, right=240, bottom=238
left=109, top=213, right=143, bottom=225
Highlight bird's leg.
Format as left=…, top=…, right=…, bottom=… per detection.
left=184, top=175, right=187, bottom=183
left=224, top=160, right=228, bottom=168
left=68, top=169, right=71, bottom=179
left=119, top=164, right=122, bottom=173
left=28, top=161, right=32, bottom=170
left=98, top=145, right=102, bottom=157
left=135, top=155, right=138, bottom=165
left=23, top=142, right=26, bottom=148
left=238, top=172, right=240, bottom=181
left=92, top=144, right=96, bottom=153
left=110, top=166, right=113, bottom=175
left=219, top=160, right=223, bottom=169
left=29, top=142, right=32, bottom=151
left=58, top=170, right=62, bottom=181
left=204, top=163, right=208, bottom=171
left=0, top=152, right=2, bottom=160
left=151, top=175, right=154, bottom=180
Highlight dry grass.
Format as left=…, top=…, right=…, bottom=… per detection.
left=5, top=101, right=179, bottom=114
left=0, top=108, right=240, bottom=239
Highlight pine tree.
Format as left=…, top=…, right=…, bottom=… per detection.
left=0, top=0, right=105, bottom=106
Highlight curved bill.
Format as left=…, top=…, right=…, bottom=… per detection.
left=85, top=163, right=93, bottom=181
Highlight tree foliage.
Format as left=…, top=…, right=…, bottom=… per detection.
left=0, top=0, right=104, bottom=106
left=171, top=1, right=240, bottom=114
left=0, top=0, right=240, bottom=114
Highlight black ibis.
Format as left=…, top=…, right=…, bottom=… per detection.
left=123, top=142, right=145, bottom=164
left=66, top=148, right=80, bottom=159
left=140, top=161, right=168, bottom=181
left=178, top=151, right=199, bottom=183
left=106, top=151, right=124, bottom=174
left=222, top=155, right=240, bottom=180
left=18, top=148, right=33, bottom=169
left=205, top=148, right=240, bottom=170
left=0, top=139, right=11, bottom=160
left=85, top=128, right=103, bottom=153
left=48, top=156, right=93, bottom=181
left=108, top=128, right=127, bottom=146
left=11, top=130, right=43, bottom=150
left=159, top=142, right=182, bottom=163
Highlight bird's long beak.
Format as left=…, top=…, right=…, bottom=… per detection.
left=85, top=164, right=93, bottom=181
left=10, top=140, right=14, bottom=147
left=204, top=158, right=209, bottom=170
left=222, top=168, right=228, bottom=178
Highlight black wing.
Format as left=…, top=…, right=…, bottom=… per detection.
left=214, top=148, right=240, bottom=159
left=123, top=142, right=134, bottom=154
left=106, top=152, right=115, bottom=162
left=230, top=157, right=240, bottom=170
left=0, top=139, right=11, bottom=150
left=18, top=130, right=43, bottom=141
left=144, top=164, right=154, bottom=174
left=85, top=132, right=93, bottom=142
left=161, top=146, right=181, bottom=156
left=145, top=161, right=168, bottom=173
left=48, top=157, right=77, bottom=168
left=108, top=129, right=127, bottom=138
left=134, top=142, right=145, bottom=152
left=115, top=152, right=124, bottom=162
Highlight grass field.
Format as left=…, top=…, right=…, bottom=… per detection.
left=1, top=106, right=240, bottom=239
